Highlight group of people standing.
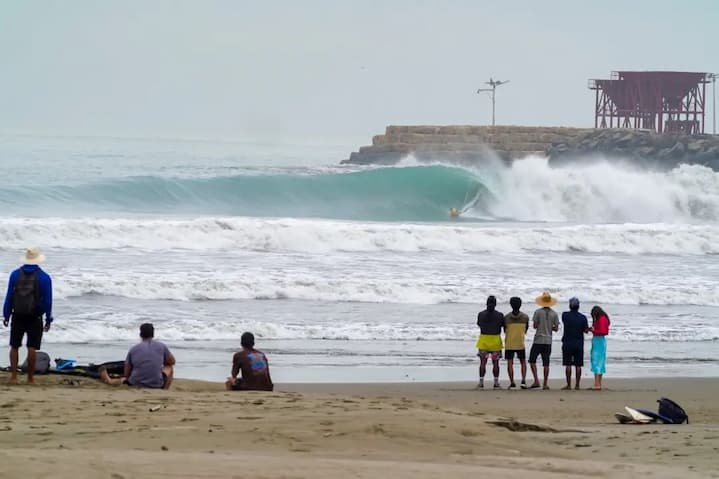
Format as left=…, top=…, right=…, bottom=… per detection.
left=476, top=291, right=610, bottom=391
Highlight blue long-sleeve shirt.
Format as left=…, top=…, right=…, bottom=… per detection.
left=3, top=265, right=53, bottom=322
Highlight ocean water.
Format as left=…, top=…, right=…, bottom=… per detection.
left=1, top=134, right=717, bottom=382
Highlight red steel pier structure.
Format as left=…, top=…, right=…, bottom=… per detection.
left=589, top=71, right=711, bottom=134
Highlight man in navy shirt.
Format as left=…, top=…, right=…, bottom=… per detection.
left=561, top=297, right=589, bottom=390
left=3, top=248, right=54, bottom=385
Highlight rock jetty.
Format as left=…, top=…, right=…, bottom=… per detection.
left=344, top=125, right=719, bottom=170
left=547, top=128, right=719, bottom=170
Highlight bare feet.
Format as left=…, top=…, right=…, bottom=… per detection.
left=7, top=377, right=18, bottom=385
left=26, top=379, right=37, bottom=385
left=99, top=366, right=112, bottom=385
left=225, top=377, right=237, bottom=391
left=561, top=385, right=572, bottom=390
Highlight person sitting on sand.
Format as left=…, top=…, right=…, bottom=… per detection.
left=225, top=332, right=273, bottom=391
left=3, top=247, right=54, bottom=385
left=528, top=291, right=559, bottom=390
left=561, top=297, right=589, bottom=390
left=589, top=305, right=610, bottom=390
left=100, top=323, right=175, bottom=389
left=503, top=296, right=529, bottom=389
left=476, top=295, right=504, bottom=389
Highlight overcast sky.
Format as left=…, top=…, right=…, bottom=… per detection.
left=1, top=0, right=716, bottom=141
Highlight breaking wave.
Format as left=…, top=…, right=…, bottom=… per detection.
left=1, top=158, right=718, bottom=222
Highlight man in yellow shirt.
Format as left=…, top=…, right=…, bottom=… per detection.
left=503, top=296, right=529, bottom=389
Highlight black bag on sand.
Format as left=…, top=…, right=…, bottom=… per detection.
left=20, top=351, right=51, bottom=374
left=658, top=397, right=689, bottom=424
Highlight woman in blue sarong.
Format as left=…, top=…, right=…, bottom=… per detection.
left=589, top=306, right=610, bottom=390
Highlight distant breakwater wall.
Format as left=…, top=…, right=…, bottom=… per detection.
left=343, top=125, right=586, bottom=165
left=343, top=125, right=719, bottom=170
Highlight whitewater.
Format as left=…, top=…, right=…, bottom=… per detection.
left=0, top=135, right=717, bottom=382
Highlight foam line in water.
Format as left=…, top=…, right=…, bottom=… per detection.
left=1, top=217, right=718, bottom=255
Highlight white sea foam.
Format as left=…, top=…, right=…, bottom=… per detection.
left=45, top=314, right=719, bottom=343
left=42, top=272, right=719, bottom=307
left=474, top=157, right=719, bottom=223
left=1, top=217, right=718, bottom=255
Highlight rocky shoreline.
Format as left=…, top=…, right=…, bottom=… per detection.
left=344, top=125, right=719, bottom=170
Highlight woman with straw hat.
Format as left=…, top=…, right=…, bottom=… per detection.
left=527, top=291, right=559, bottom=390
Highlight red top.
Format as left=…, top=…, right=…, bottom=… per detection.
left=592, top=315, right=610, bottom=336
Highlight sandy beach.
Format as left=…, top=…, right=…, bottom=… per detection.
left=0, top=373, right=717, bottom=478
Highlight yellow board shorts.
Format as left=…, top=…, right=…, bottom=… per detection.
left=476, top=334, right=503, bottom=352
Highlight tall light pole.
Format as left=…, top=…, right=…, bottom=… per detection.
left=477, top=78, right=510, bottom=126
left=712, top=73, right=717, bottom=135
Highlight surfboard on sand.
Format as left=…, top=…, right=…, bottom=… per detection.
left=615, top=406, right=654, bottom=424
left=614, top=412, right=634, bottom=424
left=635, top=408, right=675, bottom=424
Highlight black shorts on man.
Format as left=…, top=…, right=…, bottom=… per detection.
left=9, top=315, right=43, bottom=349
left=504, top=349, right=526, bottom=361
left=562, top=345, right=584, bottom=367
left=528, top=344, right=551, bottom=366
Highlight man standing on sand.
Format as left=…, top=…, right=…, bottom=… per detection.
left=100, top=323, right=175, bottom=389
left=561, top=297, right=589, bottom=390
left=503, top=296, right=529, bottom=389
left=2, top=247, right=53, bottom=385
left=226, top=332, right=273, bottom=391
left=528, top=291, right=559, bottom=390
left=476, top=295, right=504, bottom=389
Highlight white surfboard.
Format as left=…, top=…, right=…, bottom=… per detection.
left=624, top=406, right=653, bottom=424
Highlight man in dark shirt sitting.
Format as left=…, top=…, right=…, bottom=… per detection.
left=225, top=332, right=273, bottom=391
left=561, top=297, right=589, bottom=390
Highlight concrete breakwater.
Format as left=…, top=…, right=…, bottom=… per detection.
left=343, top=125, right=719, bottom=170
left=343, top=125, right=586, bottom=164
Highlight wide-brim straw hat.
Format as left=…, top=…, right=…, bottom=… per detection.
left=535, top=291, right=557, bottom=307
left=21, top=247, right=46, bottom=265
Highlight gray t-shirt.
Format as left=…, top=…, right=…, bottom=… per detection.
left=126, top=339, right=172, bottom=388
left=531, top=307, right=559, bottom=345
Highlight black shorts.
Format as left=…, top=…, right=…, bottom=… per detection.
left=504, top=349, right=526, bottom=361
left=9, top=315, right=43, bottom=349
left=528, top=344, right=552, bottom=366
left=562, top=345, right=584, bottom=367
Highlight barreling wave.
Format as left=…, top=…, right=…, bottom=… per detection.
left=0, top=165, right=487, bottom=222
left=2, top=157, right=719, bottom=223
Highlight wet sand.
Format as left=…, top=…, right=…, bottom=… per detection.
left=0, top=373, right=717, bottom=478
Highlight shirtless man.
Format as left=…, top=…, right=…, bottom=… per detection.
left=225, top=332, right=273, bottom=391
